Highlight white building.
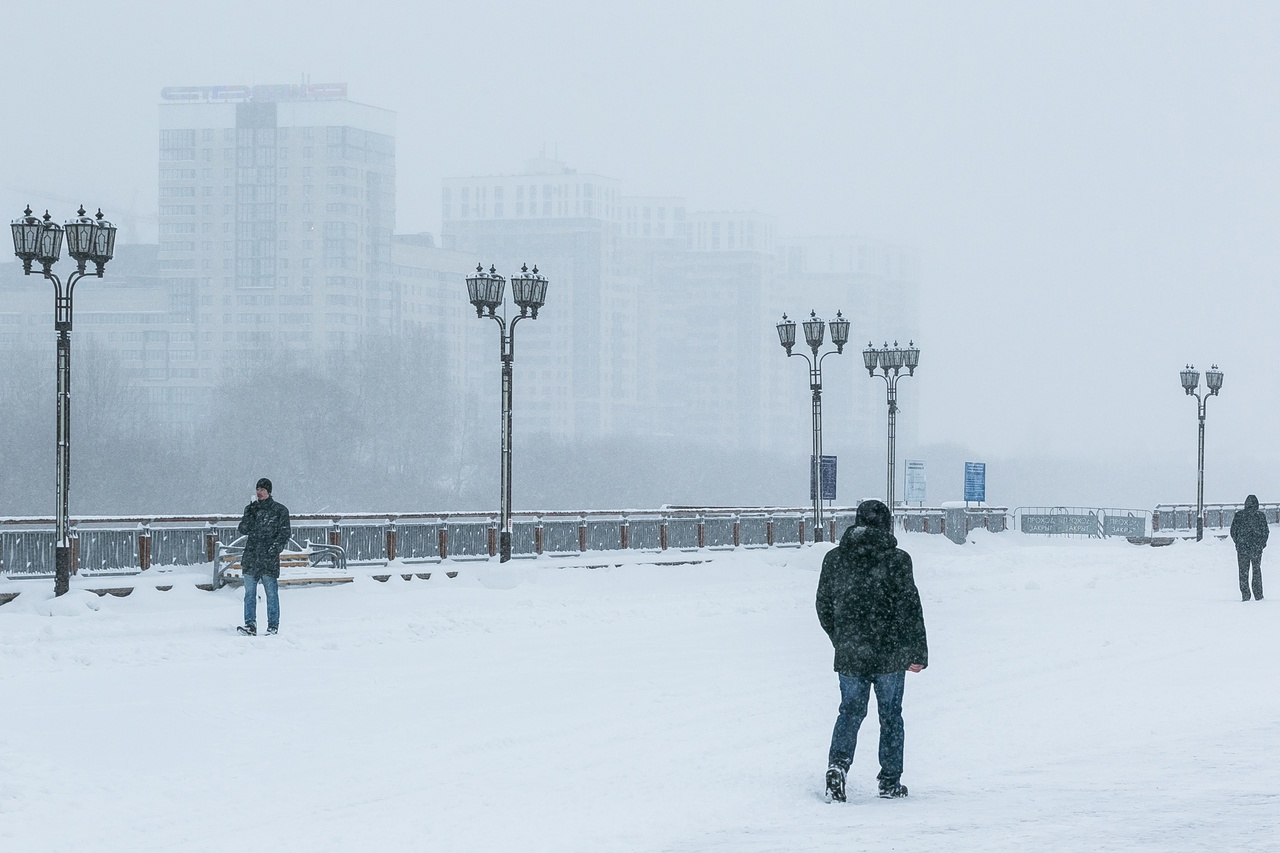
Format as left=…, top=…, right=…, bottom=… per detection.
left=157, top=83, right=396, bottom=380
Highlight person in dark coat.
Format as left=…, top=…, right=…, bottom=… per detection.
left=1230, top=494, right=1269, bottom=602
left=816, top=498, right=928, bottom=803
left=236, top=477, right=291, bottom=635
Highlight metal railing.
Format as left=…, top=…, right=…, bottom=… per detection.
left=1153, top=502, right=1280, bottom=533
left=0, top=502, right=1054, bottom=579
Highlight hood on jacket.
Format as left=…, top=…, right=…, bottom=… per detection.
left=1245, top=494, right=1260, bottom=511
left=840, top=524, right=898, bottom=551
left=855, top=499, right=893, bottom=531
left=840, top=499, right=898, bottom=552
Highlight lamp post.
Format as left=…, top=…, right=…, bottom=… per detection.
left=467, top=263, right=548, bottom=562
left=863, top=340, right=920, bottom=515
left=10, top=206, right=117, bottom=596
left=1180, top=363, right=1223, bottom=542
left=777, top=310, right=849, bottom=542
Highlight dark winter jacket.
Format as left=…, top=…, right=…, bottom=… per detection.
left=1230, top=495, right=1269, bottom=556
left=816, top=502, right=928, bottom=675
left=237, top=496, right=292, bottom=578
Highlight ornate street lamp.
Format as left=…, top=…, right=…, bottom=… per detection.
left=777, top=310, right=849, bottom=541
left=864, top=339, right=920, bottom=516
left=467, top=263, right=548, bottom=562
left=11, top=206, right=116, bottom=595
left=1181, top=363, right=1223, bottom=541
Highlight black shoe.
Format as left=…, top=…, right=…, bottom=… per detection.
left=266, top=626, right=278, bottom=635
left=1243, top=595, right=1252, bottom=602
left=236, top=623, right=257, bottom=636
left=825, top=767, right=846, bottom=803
left=878, top=779, right=909, bottom=799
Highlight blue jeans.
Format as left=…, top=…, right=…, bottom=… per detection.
left=243, top=573, right=279, bottom=629
left=828, top=671, right=906, bottom=781
left=1238, top=551, right=1264, bottom=600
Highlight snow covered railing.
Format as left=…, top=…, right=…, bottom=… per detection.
left=0, top=504, right=1011, bottom=579
left=1152, top=502, right=1280, bottom=533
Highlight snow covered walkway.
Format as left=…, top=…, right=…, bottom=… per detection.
left=2, top=532, right=1277, bottom=851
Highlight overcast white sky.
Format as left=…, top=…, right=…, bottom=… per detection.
left=3, top=1, right=1278, bottom=497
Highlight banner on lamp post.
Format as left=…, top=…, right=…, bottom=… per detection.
left=810, top=455, right=837, bottom=501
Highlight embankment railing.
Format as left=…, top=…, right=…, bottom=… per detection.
left=0, top=504, right=1009, bottom=579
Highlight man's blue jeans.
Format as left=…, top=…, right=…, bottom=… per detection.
left=828, top=670, right=906, bottom=782
left=243, top=573, right=279, bottom=629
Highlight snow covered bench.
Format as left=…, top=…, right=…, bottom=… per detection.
left=213, top=536, right=348, bottom=589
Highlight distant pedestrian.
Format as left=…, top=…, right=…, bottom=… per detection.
left=236, top=477, right=291, bottom=635
left=1230, top=494, right=1268, bottom=602
left=816, top=499, right=928, bottom=803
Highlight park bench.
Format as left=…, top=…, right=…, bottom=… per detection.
left=213, top=535, right=348, bottom=590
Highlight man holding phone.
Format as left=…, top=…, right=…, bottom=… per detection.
left=236, top=477, right=291, bottom=636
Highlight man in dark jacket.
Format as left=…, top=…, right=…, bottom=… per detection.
left=1230, top=494, right=1269, bottom=602
left=236, top=477, right=291, bottom=635
left=816, top=499, right=928, bottom=803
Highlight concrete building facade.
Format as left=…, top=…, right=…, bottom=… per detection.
left=157, top=83, right=396, bottom=382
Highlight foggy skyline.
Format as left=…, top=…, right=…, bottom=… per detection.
left=3, top=1, right=1279, bottom=508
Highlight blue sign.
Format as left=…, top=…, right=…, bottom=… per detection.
left=810, top=455, right=837, bottom=501
left=964, top=462, right=986, bottom=502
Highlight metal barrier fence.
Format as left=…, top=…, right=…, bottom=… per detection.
left=1013, top=508, right=1150, bottom=539
left=0, top=504, right=1029, bottom=579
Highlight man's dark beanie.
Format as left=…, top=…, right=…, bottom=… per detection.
left=855, top=499, right=893, bottom=531
left=256, top=477, right=272, bottom=494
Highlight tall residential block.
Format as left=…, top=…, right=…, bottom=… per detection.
left=157, top=82, right=395, bottom=380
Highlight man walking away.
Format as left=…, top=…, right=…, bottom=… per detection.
left=236, top=477, right=291, bottom=635
left=1230, top=494, right=1268, bottom=602
left=816, top=499, right=928, bottom=803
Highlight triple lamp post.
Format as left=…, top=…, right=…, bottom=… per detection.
left=467, top=263, right=549, bottom=562
left=776, top=310, right=850, bottom=541
left=10, top=206, right=117, bottom=596
left=1180, top=363, right=1223, bottom=542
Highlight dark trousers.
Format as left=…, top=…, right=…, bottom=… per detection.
left=828, top=671, right=906, bottom=782
left=1238, top=551, right=1264, bottom=600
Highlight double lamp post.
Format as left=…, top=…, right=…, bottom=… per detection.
left=10, top=206, right=117, bottom=596
left=467, top=263, right=548, bottom=562
left=776, top=310, right=849, bottom=540
left=1180, top=363, right=1223, bottom=542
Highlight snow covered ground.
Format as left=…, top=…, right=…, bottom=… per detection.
left=2, top=531, right=1278, bottom=852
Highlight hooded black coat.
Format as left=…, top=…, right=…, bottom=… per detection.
left=1230, top=495, right=1269, bottom=556
left=237, top=496, right=292, bottom=578
left=816, top=503, right=928, bottom=675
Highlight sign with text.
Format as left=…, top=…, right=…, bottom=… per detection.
left=964, top=462, right=986, bottom=502
left=810, top=455, right=837, bottom=501
left=1021, top=513, right=1098, bottom=536
left=1102, top=514, right=1146, bottom=538
left=904, top=460, right=926, bottom=503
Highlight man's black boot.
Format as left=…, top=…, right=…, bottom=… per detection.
left=825, top=766, right=846, bottom=803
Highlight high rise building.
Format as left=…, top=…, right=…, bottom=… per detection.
left=157, top=82, right=395, bottom=382
left=441, top=158, right=626, bottom=440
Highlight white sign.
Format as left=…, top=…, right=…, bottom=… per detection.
left=904, top=460, right=926, bottom=503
